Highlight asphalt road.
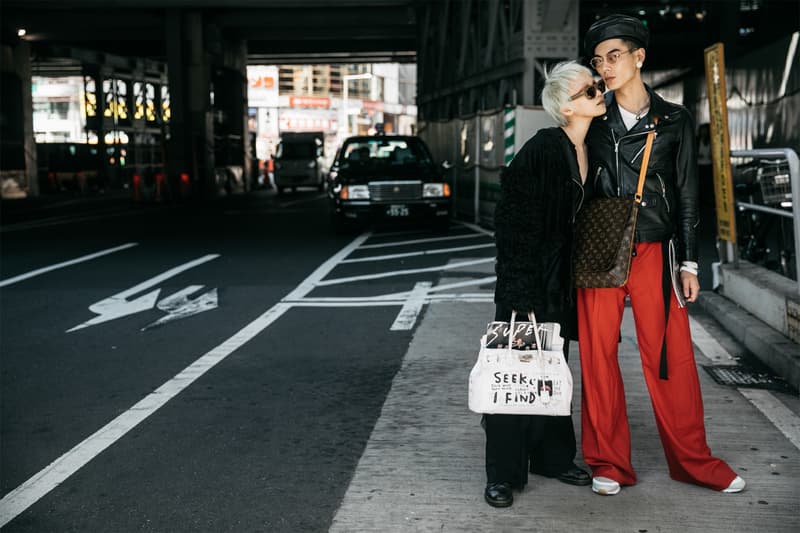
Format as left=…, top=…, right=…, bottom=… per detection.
left=0, top=190, right=495, bottom=532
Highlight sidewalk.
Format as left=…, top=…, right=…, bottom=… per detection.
left=330, top=265, right=799, bottom=532
left=0, top=190, right=133, bottom=227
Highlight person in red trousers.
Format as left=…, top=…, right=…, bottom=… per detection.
left=579, top=14, right=746, bottom=496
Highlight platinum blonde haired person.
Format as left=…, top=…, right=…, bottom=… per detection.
left=484, top=60, right=606, bottom=508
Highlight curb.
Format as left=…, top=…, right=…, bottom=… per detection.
left=697, top=290, right=800, bottom=390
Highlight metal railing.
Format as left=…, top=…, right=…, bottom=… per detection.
left=731, top=148, right=800, bottom=290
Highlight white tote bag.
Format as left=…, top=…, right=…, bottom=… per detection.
left=468, top=311, right=573, bottom=416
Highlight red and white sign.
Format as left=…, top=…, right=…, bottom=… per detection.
left=362, top=100, right=384, bottom=112
left=289, top=96, right=331, bottom=109
left=247, top=66, right=279, bottom=107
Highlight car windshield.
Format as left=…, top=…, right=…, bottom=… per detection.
left=339, top=139, right=432, bottom=169
left=276, top=142, right=317, bottom=160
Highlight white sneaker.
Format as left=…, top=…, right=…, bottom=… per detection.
left=592, top=476, right=621, bottom=495
left=722, top=475, right=746, bottom=493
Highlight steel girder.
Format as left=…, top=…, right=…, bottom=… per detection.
left=417, top=0, right=578, bottom=120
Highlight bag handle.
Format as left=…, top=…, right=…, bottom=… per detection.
left=634, top=117, right=658, bottom=204
left=509, top=310, right=543, bottom=358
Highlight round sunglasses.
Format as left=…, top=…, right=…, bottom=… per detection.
left=568, top=79, right=606, bottom=101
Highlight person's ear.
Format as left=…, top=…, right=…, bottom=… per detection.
left=560, top=105, right=574, bottom=120
left=636, top=49, right=646, bottom=68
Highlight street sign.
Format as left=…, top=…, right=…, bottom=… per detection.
left=704, top=43, right=737, bottom=243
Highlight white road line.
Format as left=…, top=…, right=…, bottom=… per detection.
left=284, top=231, right=372, bottom=299
left=358, top=233, right=487, bottom=250
left=286, top=301, right=405, bottom=307
left=690, top=316, right=800, bottom=451
left=341, top=243, right=495, bottom=263
left=316, top=257, right=495, bottom=286
left=428, top=276, right=496, bottom=292
left=454, top=220, right=495, bottom=236
left=0, top=232, right=369, bottom=528
left=67, top=254, right=221, bottom=332
left=0, top=243, right=139, bottom=288
left=689, top=316, right=738, bottom=365
left=376, top=276, right=497, bottom=300
left=738, top=388, right=800, bottom=450
left=391, top=282, right=431, bottom=330
left=282, top=294, right=494, bottom=307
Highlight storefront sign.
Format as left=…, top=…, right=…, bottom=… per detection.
left=289, top=96, right=331, bottom=108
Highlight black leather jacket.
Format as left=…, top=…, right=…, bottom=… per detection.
left=586, top=85, right=700, bottom=262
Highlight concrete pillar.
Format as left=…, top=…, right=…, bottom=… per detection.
left=165, top=9, right=214, bottom=198
left=0, top=39, right=37, bottom=197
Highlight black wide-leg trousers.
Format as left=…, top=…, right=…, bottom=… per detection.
left=483, top=304, right=578, bottom=487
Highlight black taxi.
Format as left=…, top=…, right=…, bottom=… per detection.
left=327, top=135, right=452, bottom=230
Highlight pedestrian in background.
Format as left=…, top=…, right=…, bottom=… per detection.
left=485, top=60, right=605, bottom=507
left=579, top=14, right=745, bottom=496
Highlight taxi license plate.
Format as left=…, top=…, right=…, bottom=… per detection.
left=386, top=205, right=409, bottom=217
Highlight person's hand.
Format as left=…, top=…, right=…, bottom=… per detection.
left=680, top=271, right=699, bottom=303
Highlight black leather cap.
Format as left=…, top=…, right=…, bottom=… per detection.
left=584, top=14, right=650, bottom=57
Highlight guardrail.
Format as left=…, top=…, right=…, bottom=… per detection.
left=730, top=148, right=800, bottom=291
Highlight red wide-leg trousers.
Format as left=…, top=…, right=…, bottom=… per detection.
left=577, top=242, right=736, bottom=490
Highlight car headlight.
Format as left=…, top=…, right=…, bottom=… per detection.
left=423, top=183, right=451, bottom=197
left=341, top=185, right=370, bottom=200
left=307, top=161, right=317, bottom=168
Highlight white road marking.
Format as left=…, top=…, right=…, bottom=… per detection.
left=284, top=232, right=372, bottom=299
left=142, top=286, right=218, bottom=331
left=689, top=316, right=737, bottom=365
left=316, top=257, right=495, bottom=286
left=390, top=282, right=431, bottom=330
left=358, top=233, right=487, bottom=250
left=67, top=254, right=220, bottom=332
left=341, top=243, right=495, bottom=263
left=739, top=388, right=800, bottom=450
left=691, top=316, right=800, bottom=451
left=0, top=232, right=369, bottom=528
left=454, top=220, right=495, bottom=236
left=282, top=294, right=495, bottom=307
left=0, top=243, right=139, bottom=288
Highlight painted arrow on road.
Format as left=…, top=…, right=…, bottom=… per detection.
left=141, top=285, right=219, bottom=331
left=67, top=254, right=220, bottom=332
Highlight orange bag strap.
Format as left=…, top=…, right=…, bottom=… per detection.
left=634, top=117, right=658, bottom=203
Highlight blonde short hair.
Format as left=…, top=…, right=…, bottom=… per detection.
left=541, top=61, right=595, bottom=126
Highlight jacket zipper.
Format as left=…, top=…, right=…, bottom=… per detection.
left=657, top=173, right=670, bottom=213
left=613, top=128, right=652, bottom=196
left=612, top=129, right=620, bottom=196
left=630, top=144, right=646, bottom=164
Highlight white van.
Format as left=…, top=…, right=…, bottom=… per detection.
left=273, top=132, right=325, bottom=194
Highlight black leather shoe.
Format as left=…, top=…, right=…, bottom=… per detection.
left=556, top=465, right=592, bottom=486
left=484, top=482, right=513, bottom=507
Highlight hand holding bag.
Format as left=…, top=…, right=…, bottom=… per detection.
left=573, top=121, right=657, bottom=288
left=468, top=311, right=573, bottom=416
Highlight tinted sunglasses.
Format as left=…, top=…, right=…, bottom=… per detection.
left=569, top=79, right=606, bottom=101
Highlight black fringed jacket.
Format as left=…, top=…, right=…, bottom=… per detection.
left=494, top=127, right=589, bottom=340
